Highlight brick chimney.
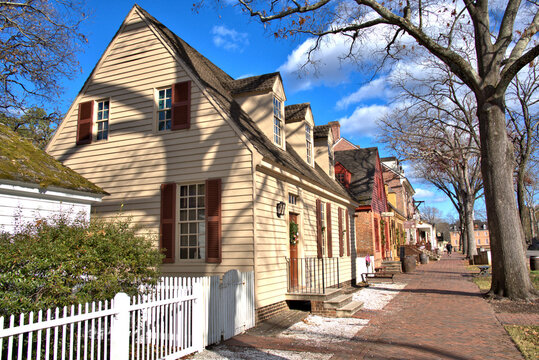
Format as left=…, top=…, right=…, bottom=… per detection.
left=329, top=121, right=340, bottom=141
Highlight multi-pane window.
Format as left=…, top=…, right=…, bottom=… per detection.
left=336, top=173, right=345, bottom=185
left=273, top=96, right=283, bottom=146
left=157, top=88, right=172, bottom=131
left=178, top=183, right=205, bottom=259
left=320, top=201, right=327, bottom=255
left=305, top=124, right=313, bottom=164
left=289, top=193, right=298, bottom=205
left=96, top=100, right=109, bottom=141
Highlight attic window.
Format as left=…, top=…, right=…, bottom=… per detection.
left=273, top=96, right=283, bottom=146
left=96, top=100, right=109, bottom=141
left=289, top=193, right=298, bottom=205
left=157, top=88, right=172, bottom=131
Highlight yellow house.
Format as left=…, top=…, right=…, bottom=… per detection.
left=47, top=5, right=360, bottom=321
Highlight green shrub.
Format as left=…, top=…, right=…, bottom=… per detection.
left=0, top=214, right=163, bottom=317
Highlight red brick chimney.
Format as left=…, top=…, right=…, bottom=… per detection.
left=329, top=121, right=340, bottom=141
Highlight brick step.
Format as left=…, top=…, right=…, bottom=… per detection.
left=335, top=300, right=363, bottom=317
left=323, top=294, right=352, bottom=309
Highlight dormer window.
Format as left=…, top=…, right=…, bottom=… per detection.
left=273, top=96, right=283, bottom=146
left=305, top=124, right=313, bottom=165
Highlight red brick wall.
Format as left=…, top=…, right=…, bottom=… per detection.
left=333, top=138, right=358, bottom=151
left=372, top=155, right=388, bottom=214
left=355, top=210, right=383, bottom=266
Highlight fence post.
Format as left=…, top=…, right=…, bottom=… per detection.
left=111, top=292, right=130, bottom=360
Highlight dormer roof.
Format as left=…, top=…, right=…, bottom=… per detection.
left=227, top=72, right=281, bottom=95
left=334, top=148, right=380, bottom=205
left=314, top=124, right=332, bottom=139
left=285, top=103, right=310, bottom=123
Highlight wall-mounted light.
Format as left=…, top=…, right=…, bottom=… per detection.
left=276, top=201, right=286, bottom=218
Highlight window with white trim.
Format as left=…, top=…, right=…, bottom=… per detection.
left=273, top=96, right=283, bottom=146
left=157, top=87, right=172, bottom=131
left=96, top=100, right=109, bottom=141
left=320, top=201, right=327, bottom=255
left=178, top=183, right=205, bottom=259
left=305, top=124, right=313, bottom=164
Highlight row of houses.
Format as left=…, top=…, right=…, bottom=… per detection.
left=1, top=5, right=435, bottom=321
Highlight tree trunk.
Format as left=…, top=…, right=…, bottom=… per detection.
left=459, top=209, right=468, bottom=255
left=477, top=97, right=536, bottom=299
left=464, top=196, right=477, bottom=258
left=516, top=176, right=532, bottom=248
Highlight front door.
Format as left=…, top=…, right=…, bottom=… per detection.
left=289, top=213, right=299, bottom=290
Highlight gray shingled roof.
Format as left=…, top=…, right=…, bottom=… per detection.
left=0, top=124, right=106, bottom=194
left=314, top=124, right=331, bottom=139
left=334, top=148, right=380, bottom=205
left=138, top=6, right=350, bottom=200
left=285, top=103, right=310, bottom=123
left=227, top=73, right=281, bottom=95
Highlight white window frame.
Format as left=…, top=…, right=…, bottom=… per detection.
left=156, top=87, right=172, bottom=132
left=320, top=201, right=327, bottom=256
left=273, top=96, right=283, bottom=146
left=305, top=124, right=313, bottom=166
left=95, top=99, right=110, bottom=141
left=177, top=182, right=206, bottom=261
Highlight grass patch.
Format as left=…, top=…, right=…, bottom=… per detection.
left=505, top=325, right=539, bottom=360
left=472, top=275, right=492, bottom=291
left=530, top=271, right=539, bottom=290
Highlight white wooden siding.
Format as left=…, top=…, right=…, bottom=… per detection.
left=254, top=169, right=356, bottom=308
left=46, top=9, right=254, bottom=276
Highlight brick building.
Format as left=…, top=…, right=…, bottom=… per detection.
left=450, top=221, right=491, bottom=250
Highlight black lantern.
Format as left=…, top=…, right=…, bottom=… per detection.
left=276, top=201, right=286, bottom=217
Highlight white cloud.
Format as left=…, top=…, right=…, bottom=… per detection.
left=336, top=77, right=394, bottom=110
left=338, top=104, right=389, bottom=137
left=414, top=188, right=435, bottom=198
left=211, top=25, right=249, bottom=52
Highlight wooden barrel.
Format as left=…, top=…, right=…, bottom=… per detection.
left=531, top=256, right=539, bottom=271
left=420, top=253, right=428, bottom=264
left=403, top=256, right=416, bottom=273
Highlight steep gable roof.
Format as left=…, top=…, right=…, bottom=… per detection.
left=334, top=148, right=380, bottom=205
left=0, top=124, right=106, bottom=194
left=136, top=6, right=350, bottom=200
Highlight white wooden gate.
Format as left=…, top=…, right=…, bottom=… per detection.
left=200, top=270, right=255, bottom=347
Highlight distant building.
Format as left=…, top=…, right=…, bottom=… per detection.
left=449, top=221, right=490, bottom=250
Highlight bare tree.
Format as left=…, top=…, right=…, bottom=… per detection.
left=506, top=64, right=539, bottom=247
left=0, top=0, right=88, bottom=113
left=420, top=205, right=442, bottom=224
left=233, top=0, right=538, bottom=299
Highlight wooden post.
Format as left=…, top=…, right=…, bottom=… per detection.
left=111, top=293, right=130, bottom=360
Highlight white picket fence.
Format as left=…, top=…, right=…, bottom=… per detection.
left=0, top=270, right=255, bottom=360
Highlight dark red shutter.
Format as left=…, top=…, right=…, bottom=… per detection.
left=338, top=208, right=344, bottom=257
left=206, top=178, right=222, bottom=263
left=346, top=209, right=350, bottom=256
left=171, top=81, right=191, bottom=130
left=316, top=199, right=322, bottom=258
left=77, top=101, right=93, bottom=145
left=160, top=183, right=176, bottom=263
left=326, top=203, right=332, bottom=258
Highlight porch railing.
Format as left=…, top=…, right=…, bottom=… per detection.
left=285, top=257, right=340, bottom=294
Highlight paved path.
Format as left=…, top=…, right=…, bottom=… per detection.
left=224, top=255, right=525, bottom=359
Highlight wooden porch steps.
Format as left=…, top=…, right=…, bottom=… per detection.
left=378, top=260, right=402, bottom=274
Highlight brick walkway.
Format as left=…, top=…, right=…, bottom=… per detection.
left=224, top=255, right=524, bottom=359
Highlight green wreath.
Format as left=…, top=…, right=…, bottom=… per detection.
left=290, top=221, right=299, bottom=245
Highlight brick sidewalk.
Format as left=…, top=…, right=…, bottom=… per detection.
left=224, top=255, right=524, bottom=359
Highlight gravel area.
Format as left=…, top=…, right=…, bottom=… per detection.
left=189, top=345, right=332, bottom=359
left=352, top=282, right=407, bottom=310
left=279, top=315, right=369, bottom=344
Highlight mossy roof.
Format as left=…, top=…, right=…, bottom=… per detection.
left=0, top=124, right=106, bottom=194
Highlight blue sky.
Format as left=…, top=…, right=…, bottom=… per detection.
left=60, top=0, right=465, bottom=220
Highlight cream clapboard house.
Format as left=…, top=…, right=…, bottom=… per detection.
left=47, top=5, right=360, bottom=320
